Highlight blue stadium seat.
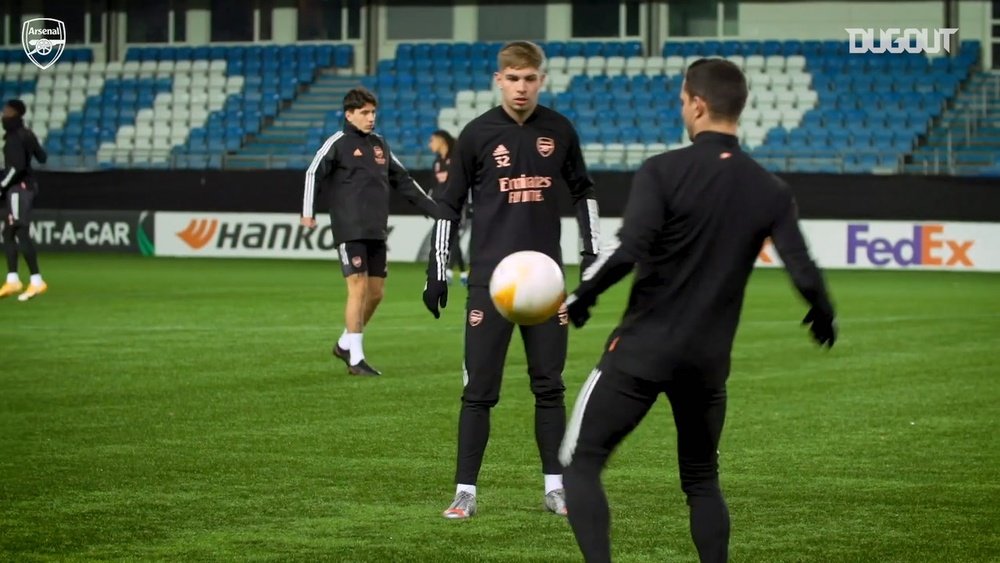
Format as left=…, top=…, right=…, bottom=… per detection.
left=703, top=41, right=722, bottom=55
left=681, top=42, right=703, bottom=56
left=761, top=40, right=782, bottom=56
left=623, top=41, right=642, bottom=57
left=335, top=45, right=353, bottom=67
left=662, top=43, right=683, bottom=57
left=740, top=41, right=761, bottom=55
left=719, top=40, right=741, bottom=56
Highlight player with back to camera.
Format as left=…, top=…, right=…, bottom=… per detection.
left=301, top=87, right=439, bottom=377
left=427, top=129, right=469, bottom=286
left=0, top=99, right=48, bottom=301
left=423, top=40, right=602, bottom=519
left=560, top=58, right=837, bottom=562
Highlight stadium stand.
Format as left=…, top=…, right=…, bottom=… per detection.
left=1, top=39, right=992, bottom=175
left=358, top=39, right=983, bottom=174
left=0, top=44, right=353, bottom=170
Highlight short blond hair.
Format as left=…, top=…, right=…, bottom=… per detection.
left=497, top=41, right=545, bottom=72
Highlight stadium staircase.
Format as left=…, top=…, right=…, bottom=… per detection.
left=909, top=71, right=1000, bottom=175
left=232, top=72, right=362, bottom=169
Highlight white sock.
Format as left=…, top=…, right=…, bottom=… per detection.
left=337, top=328, right=349, bottom=350
left=6, top=273, right=19, bottom=284
left=347, top=332, right=364, bottom=365
left=30, top=274, right=43, bottom=286
left=544, top=474, right=563, bottom=494
left=456, top=484, right=476, bottom=497
left=460, top=271, right=468, bottom=280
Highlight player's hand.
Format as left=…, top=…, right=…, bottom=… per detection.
left=579, top=253, right=597, bottom=281
left=565, top=292, right=595, bottom=328
left=802, top=307, right=837, bottom=348
left=300, top=216, right=316, bottom=228
left=423, top=280, right=449, bottom=319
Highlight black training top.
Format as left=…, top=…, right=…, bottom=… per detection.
left=575, top=131, right=834, bottom=385
left=1, top=119, right=46, bottom=191
left=301, top=122, right=439, bottom=245
left=427, top=105, right=600, bottom=286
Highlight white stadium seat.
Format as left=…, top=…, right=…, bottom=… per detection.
left=585, top=56, right=606, bottom=76
left=770, top=73, right=792, bottom=90
left=664, top=56, right=685, bottom=74
left=643, top=56, right=665, bottom=74
left=785, top=55, right=806, bottom=71
left=547, top=72, right=572, bottom=92
left=566, top=56, right=586, bottom=74
left=744, top=55, right=765, bottom=72
left=790, top=73, right=811, bottom=89
left=546, top=56, right=567, bottom=73
left=764, top=55, right=785, bottom=72
left=605, top=56, right=626, bottom=75
left=624, top=57, right=645, bottom=76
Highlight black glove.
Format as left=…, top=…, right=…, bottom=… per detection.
left=579, top=253, right=597, bottom=281
left=565, top=292, right=596, bottom=328
left=802, top=307, right=836, bottom=348
left=423, top=280, right=449, bottom=319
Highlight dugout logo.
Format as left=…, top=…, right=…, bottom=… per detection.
left=22, top=18, right=66, bottom=70
left=847, top=224, right=974, bottom=268
left=846, top=28, right=958, bottom=54
left=177, top=219, right=219, bottom=250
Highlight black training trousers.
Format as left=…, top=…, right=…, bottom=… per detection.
left=562, top=352, right=730, bottom=563
left=3, top=183, right=39, bottom=275
left=455, top=285, right=568, bottom=485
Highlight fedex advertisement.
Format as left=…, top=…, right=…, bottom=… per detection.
left=846, top=223, right=976, bottom=269
left=754, top=220, right=998, bottom=272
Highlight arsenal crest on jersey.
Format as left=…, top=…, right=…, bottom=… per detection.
left=536, top=137, right=555, bottom=157
left=373, top=145, right=387, bottom=165
left=469, top=309, right=484, bottom=327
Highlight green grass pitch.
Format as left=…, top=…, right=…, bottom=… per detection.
left=1, top=254, right=998, bottom=562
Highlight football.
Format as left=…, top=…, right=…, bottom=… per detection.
left=489, top=251, right=566, bottom=325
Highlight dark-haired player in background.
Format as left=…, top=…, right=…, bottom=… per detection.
left=561, top=59, right=837, bottom=562
left=427, top=129, right=468, bottom=286
left=423, top=41, right=601, bottom=520
left=302, top=87, right=439, bottom=376
left=0, top=99, right=48, bottom=301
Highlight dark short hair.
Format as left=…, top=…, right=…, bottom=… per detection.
left=5, top=99, right=26, bottom=117
left=343, top=88, right=377, bottom=112
left=431, top=129, right=455, bottom=153
left=683, top=59, right=747, bottom=122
